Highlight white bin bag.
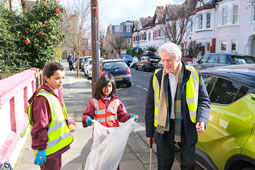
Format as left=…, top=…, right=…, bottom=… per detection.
left=84, top=117, right=136, bottom=170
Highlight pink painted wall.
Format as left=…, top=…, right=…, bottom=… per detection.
left=0, top=69, right=36, bottom=164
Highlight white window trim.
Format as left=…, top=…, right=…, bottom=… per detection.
left=231, top=40, right=237, bottom=53
left=221, top=6, right=228, bottom=26
left=220, top=40, right=227, bottom=52
left=251, top=5, right=255, bottom=22
left=206, top=12, right=211, bottom=28
left=197, top=14, right=203, bottom=30
left=126, top=26, right=131, bottom=33
left=232, top=4, right=239, bottom=25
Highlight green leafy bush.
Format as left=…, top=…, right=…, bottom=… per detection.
left=0, top=0, right=64, bottom=74
left=20, top=0, right=64, bottom=69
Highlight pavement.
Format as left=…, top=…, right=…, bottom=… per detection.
left=13, top=61, right=159, bottom=170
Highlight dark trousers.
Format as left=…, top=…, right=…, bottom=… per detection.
left=156, top=120, right=196, bottom=170
left=69, top=62, right=73, bottom=70
left=40, top=155, right=62, bottom=170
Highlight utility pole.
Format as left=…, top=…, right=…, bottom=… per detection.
left=91, top=0, right=100, bottom=96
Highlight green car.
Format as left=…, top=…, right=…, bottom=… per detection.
left=196, top=64, right=255, bottom=170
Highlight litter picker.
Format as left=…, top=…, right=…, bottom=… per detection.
left=149, top=137, right=152, bottom=170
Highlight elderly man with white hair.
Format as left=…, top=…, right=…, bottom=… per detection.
left=145, top=42, right=211, bottom=170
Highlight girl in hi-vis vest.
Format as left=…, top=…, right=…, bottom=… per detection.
left=28, top=62, right=75, bottom=170
left=82, top=73, right=138, bottom=170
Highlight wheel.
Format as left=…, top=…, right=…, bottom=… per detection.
left=135, top=65, right=138, bottom=70
left=240, top=166, right=255, bottom=170
left=142, top=65, right=146, bottom=71
left=126, top=82, right=132, bottom=87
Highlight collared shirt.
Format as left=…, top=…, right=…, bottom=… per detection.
left=168, top=73, right=176, bottom=119
left=45, top=83, right=58, bottom=97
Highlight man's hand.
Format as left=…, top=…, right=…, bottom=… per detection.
left=34, top=149, right=46, bottom=166
left=146, top=137, right=154, bottom=145
left=196, top=121, right=205, bottom=134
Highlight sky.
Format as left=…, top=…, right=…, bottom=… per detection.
left=60, top=0, right=185, bottom=32
left=99, top=0, right=184, bottom=31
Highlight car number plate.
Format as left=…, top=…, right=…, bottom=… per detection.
left=115, top=78, right=123, bottom=81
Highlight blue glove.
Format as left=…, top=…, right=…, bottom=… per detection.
left=131, top=114, right=138, bottom=122
left=34, top=149, right=46, bottom=166
left=86, top=117, right=93, bottom=126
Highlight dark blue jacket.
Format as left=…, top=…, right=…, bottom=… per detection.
left=145, top=62, right=211, bottom=146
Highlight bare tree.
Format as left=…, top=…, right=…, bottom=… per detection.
left=163, top=1, right=194, bottom=45
left=108, top=35, right=127, bottom=57
left=62, top=0, right=90, bottom=77
left=99, top=30, right=105, bottom=58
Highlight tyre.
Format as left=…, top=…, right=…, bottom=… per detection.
left=142, top=65, right=146, bottom=71
left=240, top=166, right=255, bottom=170
left=126, top=82, right=132, bottom=87
left=135, top=65, right=138, bottom=70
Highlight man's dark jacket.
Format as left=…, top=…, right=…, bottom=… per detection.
left=145, top=62, right=211, bottom=146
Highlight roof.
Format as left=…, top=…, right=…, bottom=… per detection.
left=102, top=59, right=124, bottom=63
left=132, top=20, right=139, bottom=31
left=201, top=64, right=255, bottom=89
left=140, top=16, right=154, bottom=29
left=165, top=1, right=194, bottom=20
left=154, top=6, right=165, bottom=24
left=203, top=53, right=255, bottom=57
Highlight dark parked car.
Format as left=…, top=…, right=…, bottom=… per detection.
left=192, top=53, right=255, bottom=70
left=135, top=56, right=160, bottom=71
left=74, top=57, right=85, bottom=70
left=196, top=64, right=255, bottom=170
left=120, top=55, right=133, bottom=67
left=101, top=59, right=132, bottom=87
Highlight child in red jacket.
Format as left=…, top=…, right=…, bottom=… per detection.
left=82, top=73, right=137, bottom=169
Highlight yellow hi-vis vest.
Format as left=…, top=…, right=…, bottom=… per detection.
left=28, top=89, right=73, bottom=156
left=152, top=65, right=199, bottom=127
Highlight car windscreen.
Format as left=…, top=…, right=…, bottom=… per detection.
left=232, top=55, right=255, bottom=64
left=103, top=62, right=127, bottom=69
left=149, top=57, right=160, bottom=62
left=141, top=57, right=149, bottom=62
left=199, top=54, right=210, bottom=64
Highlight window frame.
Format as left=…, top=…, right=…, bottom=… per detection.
left=206, top=12, right=211, bottom=28
left=197, top=14, right=203, bottom=30
left=221, top=7, right=228, bottom=25
left=253, top=5, right=255, bottom=21
left=202, top=74, right=253, bottom=105
left=231, top=40, right=237, bottom=53
left=232, top=4, right=239, bottom=24
left=220, top=40, right=227, bottom=52
left=126, top=26, right=131, bottom=32
left=208, top=77, right=241, bottom=104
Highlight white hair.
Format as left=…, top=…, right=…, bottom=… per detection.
left=157, top=42, right=182, bottom=58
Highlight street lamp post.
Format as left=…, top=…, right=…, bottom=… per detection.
left=91, top=0, right=100, bottom=96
